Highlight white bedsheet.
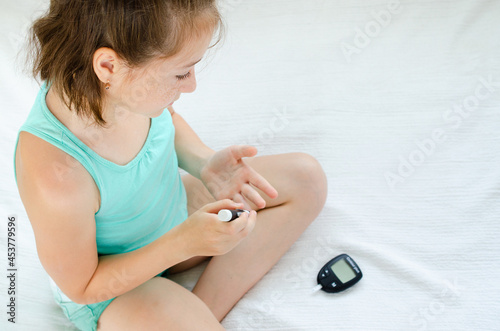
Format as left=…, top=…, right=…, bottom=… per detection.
left=1, top=0, right=499, bottom=330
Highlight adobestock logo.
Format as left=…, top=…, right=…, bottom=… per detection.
left=233, top=235, right=337, bottom=330
left=409, top=278, right=462, bottom=331
left=385, top=74, right=499, bottom=190
left=239, top=105, right=298, bottom=153
left=340, top=0, right=403, bottom=63
left=89, top=267, right=136, bottom=304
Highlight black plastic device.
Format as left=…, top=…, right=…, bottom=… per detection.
left=316, top=254, right=362, bottom=293
left=218, top=209, right=249, bottom=222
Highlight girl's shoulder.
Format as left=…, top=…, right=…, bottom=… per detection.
left=15, top=131, right=100, bottom=214
left=15, top=131, right=102, bottom=303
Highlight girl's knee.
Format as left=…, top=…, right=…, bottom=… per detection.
left=288, top=153, right=328, bottom=207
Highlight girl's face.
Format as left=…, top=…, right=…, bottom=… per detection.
left=106, top=30, right=213, bottom=119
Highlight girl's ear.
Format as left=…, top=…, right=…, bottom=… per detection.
left=93, top=47, right=123, bottom=85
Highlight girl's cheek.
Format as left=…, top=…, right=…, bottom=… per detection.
left=161, top=87, right=178, bottom=103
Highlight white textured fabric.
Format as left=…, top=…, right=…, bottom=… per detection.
left=1, top=0, right=499, bottom=330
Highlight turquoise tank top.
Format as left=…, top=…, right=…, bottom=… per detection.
left=13, top=82, right=188, bottom=255
left=13, top=82, right=189, bottom=319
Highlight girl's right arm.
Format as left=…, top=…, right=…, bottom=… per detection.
left=82, top=199, right=254, bottom=305
left=16, top=132, right=254, bottom=305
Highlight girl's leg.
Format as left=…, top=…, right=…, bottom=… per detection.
left=183, top=152, right=328, bottom=321
left=97, top=152, right=327, bottom=329
left=97, top=277, right=224, bottom=330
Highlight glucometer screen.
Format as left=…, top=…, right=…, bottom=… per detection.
left=331, top=259, right=356, bottom=283
left=315, top=254, right=362, bottom=293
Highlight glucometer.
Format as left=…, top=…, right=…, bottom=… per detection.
left=312, top=254, right=362, bottom=293
left=218, top=209, right=250, bottom=222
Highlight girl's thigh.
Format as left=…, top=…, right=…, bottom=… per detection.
left=97, top=277, right=223, bottom=330
left=170, top=152, right=325, bottom=274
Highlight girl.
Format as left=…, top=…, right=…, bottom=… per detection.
left=14, top=0, right=327, bottom=330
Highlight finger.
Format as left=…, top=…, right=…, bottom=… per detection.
left=230, top=209, right=257, bottom=235
left=241, top=183, right=266, bottom=209
left=247, top=210, right=257, bottom=233
left=230, top=193, right=251, bottom=211
left=232, top=210, right=257, bottom=237
left=248, top=170, right=279, bottom=200
left=202, top=199, right=244, bottom=213
left=230, top=145, right=258, bottom=160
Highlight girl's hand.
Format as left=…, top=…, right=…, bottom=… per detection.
left=200, top=145, right=278, bottom=210
left=179, top=199, right=257, bottom=257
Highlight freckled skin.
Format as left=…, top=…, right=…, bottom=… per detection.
left=99, top=31, right=210, bottom=123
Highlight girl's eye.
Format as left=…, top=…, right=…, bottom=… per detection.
left=176, top=71, right=191, bottom=81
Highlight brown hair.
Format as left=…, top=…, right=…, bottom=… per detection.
left=27, top=0, right=222, bottom=128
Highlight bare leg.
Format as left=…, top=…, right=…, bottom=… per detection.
left=98, top=153, right=326, bottom=329
left=183, top=153, right=328, bottom=321
left=97, top=277, right=224, bottom=330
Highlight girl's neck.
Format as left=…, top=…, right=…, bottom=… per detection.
left=45, top=86, right=152, bottom=165
left=45, top=86, right=126, bottom=134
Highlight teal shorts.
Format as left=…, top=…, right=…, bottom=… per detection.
left=52, top=269, right=170, bottom=331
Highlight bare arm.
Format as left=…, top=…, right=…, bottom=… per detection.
left=169, top=107, right=278, bottom=208
left=82, top=226, right=190, bottom=304
left=16, top=132, right=251, bottom=305
left=169, top=106, right=215, bottom=179
left=15, top=132, right=194, bottom=304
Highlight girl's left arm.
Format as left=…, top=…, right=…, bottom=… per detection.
left=169, top=107, right=215, bottom=180
left=169, top=106, right=278, bottom=209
